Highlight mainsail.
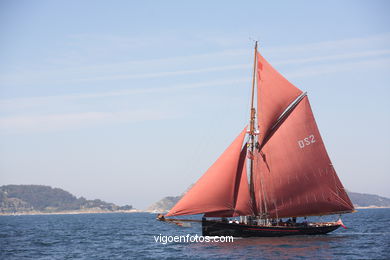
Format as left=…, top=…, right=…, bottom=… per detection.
left=253, top=95, right=354, bottom=218
left=166, top=49, right=354, bottom=219
left=166, top=127, right=253, bottom=217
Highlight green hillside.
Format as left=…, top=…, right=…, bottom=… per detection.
left=0, top=185, right=132, bottom=214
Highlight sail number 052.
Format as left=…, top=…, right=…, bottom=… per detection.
left=298, top=134, right=316, bottom=148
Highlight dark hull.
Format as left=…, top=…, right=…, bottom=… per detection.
left=202, top=220, right=340, bottom=237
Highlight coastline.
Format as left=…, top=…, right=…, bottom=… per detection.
left=354, top=206, right=390, bottom=209
left=1, top=206, right=389, bottom=216
left=0, top=209, right=147, bottom=216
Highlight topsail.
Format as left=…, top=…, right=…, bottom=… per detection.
left=256, top=52, right=302, bottom=145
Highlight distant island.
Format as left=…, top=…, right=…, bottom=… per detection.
left=2, top=184, right=389, bottom=215
left=147, top=190, right=390, bottom=213
left=0, top=185, right=135, bottom=215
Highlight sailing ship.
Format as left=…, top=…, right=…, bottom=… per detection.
left=160, top=42, right=354, bottom=237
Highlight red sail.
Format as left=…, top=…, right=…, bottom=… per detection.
left=231, top=156, right=253, bottom=217
left=256, top=53, right=303, bottom=144
left=253, top=96, right=354, bottom=218
left=166, top=128, right=253, bottom=217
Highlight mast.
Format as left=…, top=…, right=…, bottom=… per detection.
left=249, top=41, right=257, bottom=216
left=249, top=42, right=269, bottom=219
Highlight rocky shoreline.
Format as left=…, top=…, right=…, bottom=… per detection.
left=0, top=209, right=146, bottom=216
left=354, top=206, right=390, bottom=209
left=1, top=206, right=389, bottom=216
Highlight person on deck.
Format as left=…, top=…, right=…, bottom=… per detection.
left=157, top=214, right=165, bottom=221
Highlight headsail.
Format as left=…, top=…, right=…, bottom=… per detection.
left=166, top=127, right=253, bottom=217
left=256, top=53, right=303, bottom=145
left=253, top=96, right=354, bottom=218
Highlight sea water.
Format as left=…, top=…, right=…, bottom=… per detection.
left=0, top=208, right=389, bottom=259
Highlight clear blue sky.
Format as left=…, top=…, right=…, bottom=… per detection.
left=0, top=0, right=389, bottom=209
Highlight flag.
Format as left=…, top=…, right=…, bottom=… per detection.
left=336, top=218, right=347, bottom=229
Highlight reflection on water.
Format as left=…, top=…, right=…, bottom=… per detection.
left=188, top=235, right=348, bottom=259
left=176, top=210, right=390, bottom=259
